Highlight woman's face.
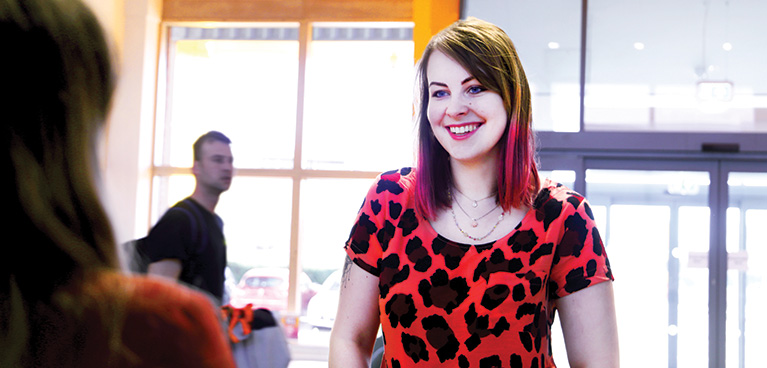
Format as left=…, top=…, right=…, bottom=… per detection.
left=426, top=50, right=508, bottom=165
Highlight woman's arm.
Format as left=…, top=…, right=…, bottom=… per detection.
left=556, top=281, right=620, bottom=368
left=329, top=256, right=381, bottom=368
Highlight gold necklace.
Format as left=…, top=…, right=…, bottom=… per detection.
left=448, top=189, right=505, bottom=241
left=452, top=187, right=496, bottom=208
left=453, top=192, right=499, bottom=228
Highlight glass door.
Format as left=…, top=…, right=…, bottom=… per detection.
left=539, top=157, right=767, bottom=368
left=724, top=164, right=767, bottom=368
left=583, top=166, right=713, bottom=368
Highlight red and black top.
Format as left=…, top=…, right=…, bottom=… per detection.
left=345, top=167, right=613, bottom=368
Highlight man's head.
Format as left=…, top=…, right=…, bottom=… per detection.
left=192, top=131, right=233, bottom=195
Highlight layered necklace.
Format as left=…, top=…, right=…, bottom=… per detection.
left=448, top=188, right=504, bottom=242
left=453, top=187, right=496, bottom=208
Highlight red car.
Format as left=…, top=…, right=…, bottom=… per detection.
left=229, top=267, right=318, bottom=315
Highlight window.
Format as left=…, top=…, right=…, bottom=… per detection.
left=302, top=23, right=415, bottom=171
left=585, top=0, right=767, bottom=132
left=157, top=25, right=300, bottom=170
left=153, top=22, right=415, bottom=362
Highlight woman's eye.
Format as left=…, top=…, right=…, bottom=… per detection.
left=468, top=85, right=486, bottom=94
left=431, top=90, right=448, bottom=98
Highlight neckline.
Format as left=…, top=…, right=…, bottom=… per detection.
left=421, top=205, right=537, bottom=248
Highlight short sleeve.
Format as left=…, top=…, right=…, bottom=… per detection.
left=344, top=168, right=415, bottom=277
left=142, top=208, right=193, bottom=263
left=549, top=194, right=613, bottom=299
left=344, top=177, right=387, bottom=276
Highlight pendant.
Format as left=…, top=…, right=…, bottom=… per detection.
left=471, top=220, right=478, bottom=227
left=472, top=201, right=478, bottom=208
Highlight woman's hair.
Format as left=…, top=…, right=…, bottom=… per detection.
left=414, top=17, right=540, bottom=219
left=1, top=0, right=117, bottom=364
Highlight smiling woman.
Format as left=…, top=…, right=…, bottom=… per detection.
left=329, top=18, right=618, bottom=368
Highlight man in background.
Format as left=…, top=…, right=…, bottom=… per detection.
left=143, top=131, right=234, bottom=304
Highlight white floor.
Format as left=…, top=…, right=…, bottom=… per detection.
left=286, top=325, right=331, bottom=367
left=288, top=361, right=328, bottom=368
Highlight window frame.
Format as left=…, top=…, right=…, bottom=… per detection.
left=152, top=20, right=416, bottom=315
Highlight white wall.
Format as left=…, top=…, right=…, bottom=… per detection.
left=84, top=0, right=162, bottom=244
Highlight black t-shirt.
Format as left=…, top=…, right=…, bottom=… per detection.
left=142, top=197, right=227, bottom=303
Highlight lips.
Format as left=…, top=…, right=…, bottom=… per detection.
left=447, top=123, right=481, bottom=140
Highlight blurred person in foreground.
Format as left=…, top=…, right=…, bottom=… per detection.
left=0, top=0, right=235, bottom=366
left=329, top=18, right=618, bottom=368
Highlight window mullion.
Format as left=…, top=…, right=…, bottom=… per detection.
left=287, top=21, right=311, bottom=315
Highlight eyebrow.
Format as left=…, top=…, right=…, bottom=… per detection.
left=428, top=76, right=477, bottom=88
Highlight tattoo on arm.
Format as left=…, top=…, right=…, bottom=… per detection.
left=341, top=255, right=353, bottom=289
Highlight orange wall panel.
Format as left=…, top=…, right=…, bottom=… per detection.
left=413, top=0, right=460, bottom=60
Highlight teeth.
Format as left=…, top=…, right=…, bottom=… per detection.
left=449, top=124, right=479, bottom=134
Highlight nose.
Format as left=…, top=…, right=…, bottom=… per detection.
left=445, top=94, right=469, bottom=118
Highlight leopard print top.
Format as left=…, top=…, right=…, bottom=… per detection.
left=345, top=167, right=613, bottom=368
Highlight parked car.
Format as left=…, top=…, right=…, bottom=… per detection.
left=229, top=267, right=319, bottom=315
left=304, top=269, right=342, bottom=330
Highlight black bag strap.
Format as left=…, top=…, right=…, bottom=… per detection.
left=171, top=199, right=208, bottom=266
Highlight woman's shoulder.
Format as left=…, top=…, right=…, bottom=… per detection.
left=367, top=167, right=417, bottom=198
left=83, top=270, right=220, bottom=318
left=81, top=270, right=235, bottom=367
left=533, top=178, right=587, bottom=212
left=376, top=167, right=416, bottom=187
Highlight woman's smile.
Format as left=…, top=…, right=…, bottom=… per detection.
left=447, top=123, right=482, bottom=139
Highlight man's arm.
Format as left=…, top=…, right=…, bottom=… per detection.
left=147, top=259, right=183, bottom=280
